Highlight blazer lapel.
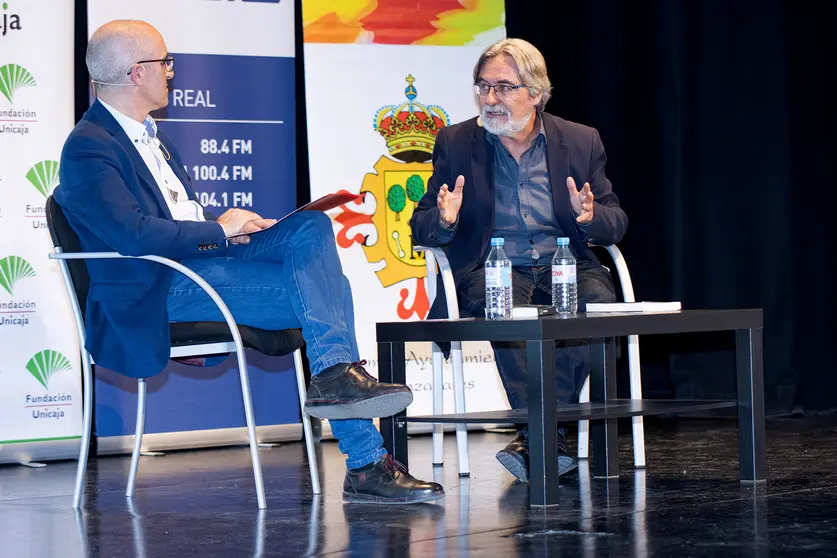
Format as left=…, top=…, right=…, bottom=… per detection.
left=87, top=101, right=174, bottom=220
left=543, top=114, right=576, bottom=237
left=470, top=120, right=495, bottom=250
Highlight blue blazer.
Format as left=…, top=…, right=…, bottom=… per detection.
left=54, top=100, right=228, bottom=379
left=410, top=113, right=628, bottom=320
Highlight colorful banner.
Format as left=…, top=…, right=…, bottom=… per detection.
left=0, top=0, right=83, bottom=462
left=87, top=0, right=302, bottom=452
left=302, top=1, right=511, bottom=427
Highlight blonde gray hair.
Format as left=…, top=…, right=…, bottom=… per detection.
left=473, top=38, right=552, bottom=110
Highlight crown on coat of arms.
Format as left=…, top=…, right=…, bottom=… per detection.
left=374, top=75, right=450, bottom=163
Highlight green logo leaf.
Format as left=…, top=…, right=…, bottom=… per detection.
left=25, top=160, right=59, bottom=198
left=0, top=64, right=36, bottom=104
left=0, top=255, right=35, bottom=295
left=26, top=350, right=72, bottom=389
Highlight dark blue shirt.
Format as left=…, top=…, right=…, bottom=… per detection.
left=436, top=114, right=587, bottom=262
left=486, top=115, right=565, bottom=266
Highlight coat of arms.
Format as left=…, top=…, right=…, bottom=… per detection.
left=335, top=75, right=449, bottom=319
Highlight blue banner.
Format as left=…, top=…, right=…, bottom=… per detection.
left=94, top=353, right=300, bottom=438
left=88, top=1, right=301, bottom=445
left=155, top=53, right=296, bottom=218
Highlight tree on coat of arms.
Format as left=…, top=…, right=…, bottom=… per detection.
left=387, top=184, right=407, bottom=221
left=406, top=174, right=425, bottom=208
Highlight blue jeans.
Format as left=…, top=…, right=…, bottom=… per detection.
left=457, top=261, right=616, bottom=413
left=166, top=211, right=386, bottom=469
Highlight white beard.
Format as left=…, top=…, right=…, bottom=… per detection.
left=481, top=104, right=533, bottom=137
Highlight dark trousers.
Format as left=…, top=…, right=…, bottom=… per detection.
left=457, top=261, right=616, bottom=430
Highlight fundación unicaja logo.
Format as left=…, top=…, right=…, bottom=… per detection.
left=0, top=63, right=35, bottom=104
left=0, top=255, right=35, bottom=295
left=0, top=255, right=37, bottom=327
left=21, top=160, right=58, bottom=228
left=24, top=351, right=75, bottom=419
left=26, top=350, right=71, bottom=390
left=26, top=160, right=58, bottom=198
left=0, top=62, right=38, bottom=136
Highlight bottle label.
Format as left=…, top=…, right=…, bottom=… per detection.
left=486, top=267, right=512, bottom=288
left=552, top=264, right=576, bottom=284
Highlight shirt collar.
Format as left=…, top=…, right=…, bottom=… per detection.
left=485, top=110, right=547, bottom=146
left=98, top=99, right=158, bottom=145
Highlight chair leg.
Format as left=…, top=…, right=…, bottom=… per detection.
left=294, top=349, right=321, bottom=495
left=450, top=341, right=470, bottom=476
left=72, top=352, right=94, bottom=509
left=578, top=375, right=590, bottom=460
left=306, top=494, right=322, bottom=557
left=235, top=349, right=267, bottom=509
left=431, top=343, right=444, bottom=466
left=627, top=334, right=646, bottom=468
left=126, top=378, right=147, bottom=498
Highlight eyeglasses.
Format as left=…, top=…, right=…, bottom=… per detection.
left=127, top=57, right=175, bottom=76
left=473, top=82, right=528, bottom=98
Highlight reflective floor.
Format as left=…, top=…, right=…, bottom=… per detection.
left=2, top=416, right=837, bottom=557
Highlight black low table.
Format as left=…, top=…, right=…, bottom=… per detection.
left=377, top=309, right=765, bottom=507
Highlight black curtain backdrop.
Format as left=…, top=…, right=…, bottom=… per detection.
left=507, top=1, right=836, bottom=415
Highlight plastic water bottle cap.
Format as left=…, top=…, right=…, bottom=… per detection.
left=491, top=237, right=504, bottom=246
left=556, top=237, right=570, bottom=246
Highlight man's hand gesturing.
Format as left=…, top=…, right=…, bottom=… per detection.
left=438, top=174, right=465, bottom=225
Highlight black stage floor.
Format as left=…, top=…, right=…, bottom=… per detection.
left=1, top=416, right=836, bottom=557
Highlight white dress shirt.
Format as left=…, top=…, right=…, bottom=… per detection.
left=100, top=99, right=205, bottom=222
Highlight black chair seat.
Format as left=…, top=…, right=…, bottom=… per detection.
left=169, top=322, right=304, bottom=357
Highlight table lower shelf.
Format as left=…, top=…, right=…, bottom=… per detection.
left=395, top=399, right=737, bottom=424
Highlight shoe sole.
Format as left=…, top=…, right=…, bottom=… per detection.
left=304, top=392, right=413, bottom=420
left=496, top=452, right=578, bottom=483
left=343, top=491, right=445, bottom=505
left=558, top=455, right=578, bottom=477
left=496, top=450, right=529, bottom=483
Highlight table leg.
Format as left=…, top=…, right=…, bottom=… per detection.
left=378, top=341, right=409, bottom=467
left=736, top=328, right=766, bottom=483
left=591, top=337, right=619, bottom=479
left=527, top=339, right=557, bottom=506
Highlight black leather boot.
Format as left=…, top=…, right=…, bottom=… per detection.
left=343, top=455, right=445, bottom=504
left=495, top=429, right=577, bottom=483
left=304, top=361, right=413, bottom=420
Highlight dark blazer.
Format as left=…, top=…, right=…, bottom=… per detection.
left=54, top=100, right=227, bottom=378
left=410, top=112, right=628, bottom=319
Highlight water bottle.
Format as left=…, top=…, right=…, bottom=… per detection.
left=552, top=237, right=577, bottom=314
left=485, top=237, right=512, bottom=320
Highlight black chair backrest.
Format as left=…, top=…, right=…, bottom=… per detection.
left=46, top=195, right=91, bottom=320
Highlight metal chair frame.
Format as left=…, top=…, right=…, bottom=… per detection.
left=49, top=249, right=322, bottom=510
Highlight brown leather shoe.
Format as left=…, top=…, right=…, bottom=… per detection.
left=343, top=455, right=445, bottom=504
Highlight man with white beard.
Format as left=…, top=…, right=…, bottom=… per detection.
left=410, top=38, right=628, bottom=484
